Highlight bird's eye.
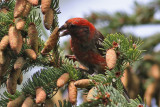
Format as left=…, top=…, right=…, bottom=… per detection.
left=70, top=24, right=75, bottom=28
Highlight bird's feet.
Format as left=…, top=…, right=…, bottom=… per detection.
left=65, top=55, right=77, bottom=62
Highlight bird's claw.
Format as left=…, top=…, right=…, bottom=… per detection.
left=65, top=55, right=77, bottom=62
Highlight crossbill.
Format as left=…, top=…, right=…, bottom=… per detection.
left=59, top=18, right=130, bottom=101
left=59, top=18, right=106, bottom=74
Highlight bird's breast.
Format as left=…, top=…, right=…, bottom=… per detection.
left=70, top=37, right=92, bottom=59
left=70, top=38, right=106, bottom=69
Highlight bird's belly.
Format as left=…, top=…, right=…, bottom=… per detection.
left=71, top=39, right=106, bottom=73
left=73, top=48, right=106, bottom=73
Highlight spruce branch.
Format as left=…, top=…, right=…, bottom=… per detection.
left=54, top=100, right=72, bottom=107
left=79, top=84, right=143, bottom=107
left=0, top=90, right=21, bottom=107
left=0, top=0, right=148, bottom=106
left=102, top=33, right=143, bottom=65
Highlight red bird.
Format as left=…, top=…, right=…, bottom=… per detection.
left=59, top=18, right=106, bottom=74
left=59, top=18, right=130, bottom=101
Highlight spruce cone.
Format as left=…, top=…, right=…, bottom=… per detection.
left=57, top=73, right=70, bottom=88
left=36, top=87, right=46, bottom=104
left=25, top=49, right=37, bottom=60
left=44, top=8, right=54, bottom=30
left=14, top=57, right=26, bottom=70
left=15, top=18, right=26, bottom=30
left=41, top=27, right=59, bottom=54
left=68, top=81, right=77, bottom=105
left=28, top=23, right=38, bottom=53
left=0, top=35, right=9, bottom=51
left=87, top=87, right=96, bottom=102
left=15, top=32, right=23, bottom=54
left=7, top=69, right=22, bottom=94
left=27, top=0, right=38, bottom=6
left=74, top=79, right=91, bottom=88
left=41, top=0, right=52, bottom=14
left=22, top=96, right=34, bottom=107
left=7, top=94, right=25, bottom=107
left=0, top=51, right=5, bottom=65
left=8, top=26, right=19, bottom=52
left=106, top=49, right=117, bottom=69
left=14, top=0, right=27, bottom=18
left=22, top=1, right=32, bottom=17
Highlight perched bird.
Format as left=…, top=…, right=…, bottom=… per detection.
left=59, top=18, right=106, bottom=74
left=59, top=18, right=130, bottom=102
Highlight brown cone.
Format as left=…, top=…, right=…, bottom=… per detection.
left=44, top=8, right=54, bottom=30
left=41, top=0, right=52, bottom=14
left=14, top=0, right=27, bottom=18
left=68, top=81, right=77, bottom=105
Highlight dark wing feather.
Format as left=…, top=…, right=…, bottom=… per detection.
left=95, top=30, right=105, bottom=56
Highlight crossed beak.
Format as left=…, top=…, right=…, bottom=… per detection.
left=58, top=23, right=70, bottom=37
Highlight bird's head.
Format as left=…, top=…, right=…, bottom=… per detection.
left=59, top=18, right=96, bottom=39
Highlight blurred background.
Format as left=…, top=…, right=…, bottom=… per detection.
left=1, top=0, right=160, bottom=107
left=57, top=0, right=160, bottom=107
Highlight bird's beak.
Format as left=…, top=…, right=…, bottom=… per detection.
left=59, top=23, right=67, bottom=31
left=58, top=23, right=70, bottom=37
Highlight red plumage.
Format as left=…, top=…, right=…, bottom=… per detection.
left=59, top=18, right=106, bottom=74
left=59, top=20, right=130, bottom=101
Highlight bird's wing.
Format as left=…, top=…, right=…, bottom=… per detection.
left=95, top=30, right=105, bottom=56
